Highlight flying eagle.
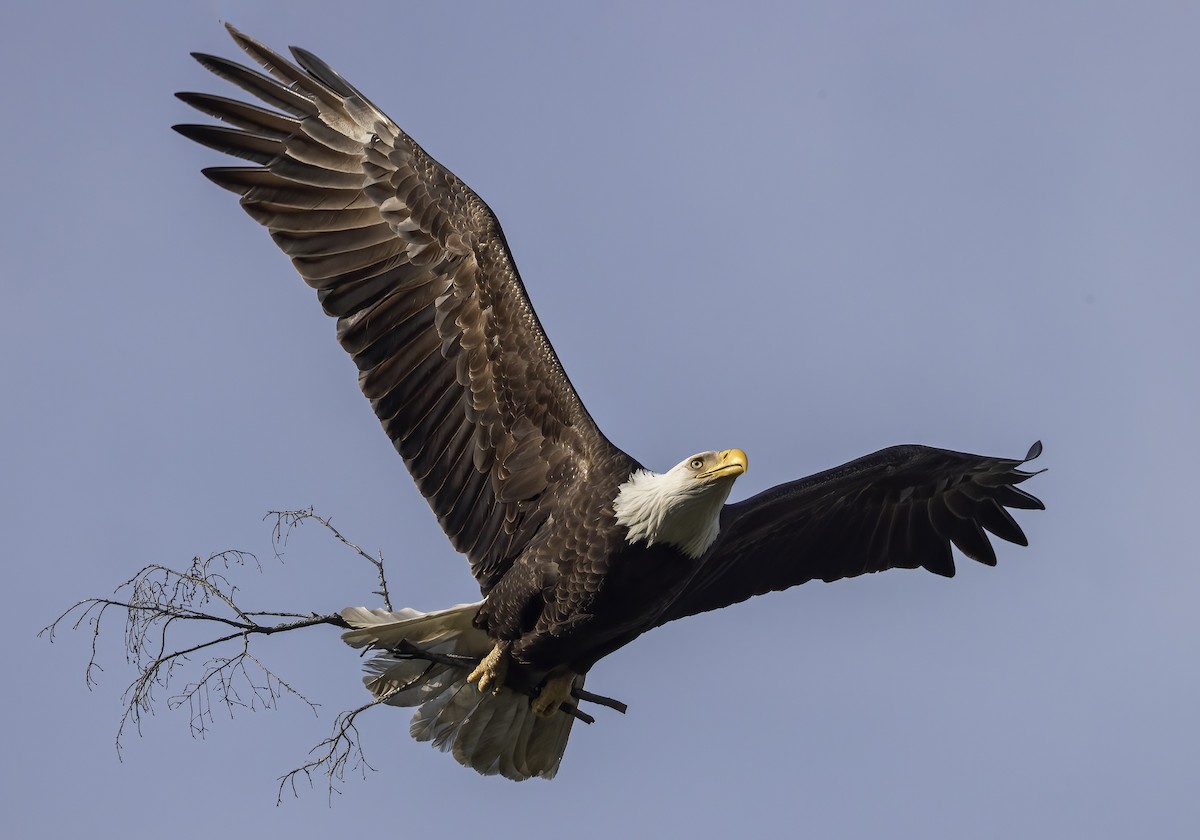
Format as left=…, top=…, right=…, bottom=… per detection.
left=175, top=26, right=1045, bottom=781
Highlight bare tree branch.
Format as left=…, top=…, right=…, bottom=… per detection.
left=267, top=508, right=393, bottom=610
left=40, top=549, right=352, bottom=758
left=277, top=695, right=391, bottom=804
left=43, top=509, right=627, bottom=799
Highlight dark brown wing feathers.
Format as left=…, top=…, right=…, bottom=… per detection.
left=176, top=25, right=628, bottom=594
left=659, top=441, right=1044, bottom=624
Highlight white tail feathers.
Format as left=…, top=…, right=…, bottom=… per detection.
left=341, top=602, right=484, bottom=657
left=340, top=602, right=581, bottom=780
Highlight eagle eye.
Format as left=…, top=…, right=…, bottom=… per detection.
left=689, top=457, right=705, bottom=470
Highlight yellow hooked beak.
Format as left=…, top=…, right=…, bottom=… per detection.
left=698, top=448, right=748, bottom=481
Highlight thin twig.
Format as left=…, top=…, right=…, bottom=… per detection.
left=267, top=509, right=393, bottom=610
left=574, top=688, right=628, bottom=715
left=277, top=695, right=391, bottom=804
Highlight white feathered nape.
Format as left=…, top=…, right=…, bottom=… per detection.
left=340, top=602, right=581, bottom=780
left=613, top=458, right=738, bottom=559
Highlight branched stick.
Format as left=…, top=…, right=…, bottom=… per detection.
left=277, top=695, right=392, bottom=804
left=268, top=508, right=393, bottom=610
left=44, top=509, right=628, bottom=799
left=40, top=550, right=351, bottom=755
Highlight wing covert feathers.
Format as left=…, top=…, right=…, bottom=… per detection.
left=177, top=25, right=628, bottom=594
left=659, top=442, right=1045, bottom=624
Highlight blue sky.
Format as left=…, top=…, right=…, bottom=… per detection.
left=4, top=1, right=1198, bottom=837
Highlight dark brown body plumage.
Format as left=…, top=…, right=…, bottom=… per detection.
left=471, top=444, right=717, bottom=675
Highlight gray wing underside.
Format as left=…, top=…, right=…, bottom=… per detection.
left=658, top=441, right=1045, bottom=624
left=176, top=25, right=630, bottom=593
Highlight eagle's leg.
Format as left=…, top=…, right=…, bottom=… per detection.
left=531, top=670, right=578, bottom=718
left=467, top=641, right=510, bottom=695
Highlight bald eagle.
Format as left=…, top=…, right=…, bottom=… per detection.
left=175, top=26, right=1044, bottom=781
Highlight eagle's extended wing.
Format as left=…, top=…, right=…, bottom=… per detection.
left=657, top=442, right=1044, bottom=624
left=175, top=25, right=629, bottom=594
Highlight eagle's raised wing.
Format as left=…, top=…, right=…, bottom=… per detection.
left=175, top=25, right=630, bottom=594
left=657, top=442, right=1044, bottom=624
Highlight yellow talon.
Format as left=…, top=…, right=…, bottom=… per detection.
left=531, top=671, right=577, bottom=718
left=467, top=643, right=509, bottom=695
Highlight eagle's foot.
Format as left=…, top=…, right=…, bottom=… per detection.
left=467, top=642, right=509, bottom=695
left=532, top=671, right=577, bottom=718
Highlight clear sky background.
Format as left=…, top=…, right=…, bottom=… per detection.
left=4, top=1, right=1198, bottom=837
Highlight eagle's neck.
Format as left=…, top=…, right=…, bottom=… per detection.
left=612, top=468, right=733, bottom=559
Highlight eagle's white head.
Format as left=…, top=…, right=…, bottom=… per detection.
left=613, top=449, right=749, bottom=559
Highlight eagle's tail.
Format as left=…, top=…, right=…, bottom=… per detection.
left=339, top=602, right=579, bottom=781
